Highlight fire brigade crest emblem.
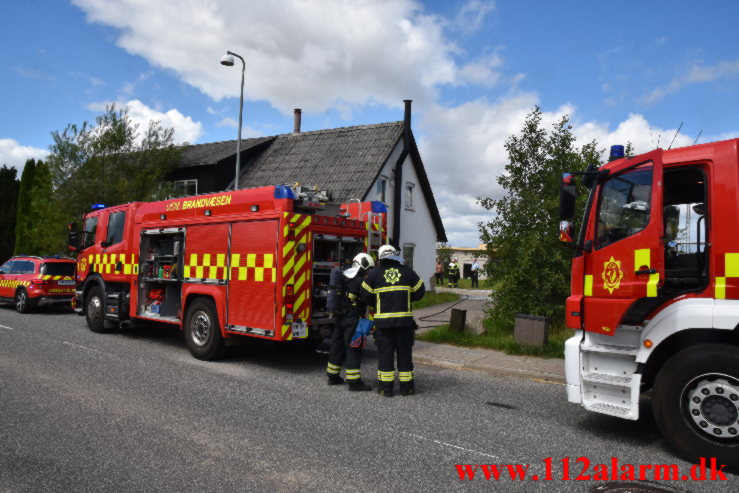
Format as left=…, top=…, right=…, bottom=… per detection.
left=601, top=256, right=623, bottom=294
left=384, top=267, right=401, bottom=285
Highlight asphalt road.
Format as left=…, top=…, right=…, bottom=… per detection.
left=1, top=306, right=737, bottom=493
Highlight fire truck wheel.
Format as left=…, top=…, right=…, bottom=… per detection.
left=85, top=285, right=108, bottom=333
left=184, top=298, right=225, bottom=360
left=15, top=288, right=34, bottom=313
left=653, top=344, right=739, bottom=472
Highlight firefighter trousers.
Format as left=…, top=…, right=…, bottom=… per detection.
left=375, top=325, right=414, bottom=390
left=326, top=317, right=363, bottom=381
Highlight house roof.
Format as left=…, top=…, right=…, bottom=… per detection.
left=177, top=120, right=446, bottom=241
left=178, top=136, right=275, bottom=167
left=237, top=122, right=403, bottom=203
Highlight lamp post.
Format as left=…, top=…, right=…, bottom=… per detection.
left=220, top=51, right=245, bottom=190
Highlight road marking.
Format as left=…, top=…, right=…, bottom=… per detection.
left=0, top=324, right=13, bottom=330
left=63, top=341, right=102, bottom=353
left=528, top=377, right=565, bottom=386
left=401, top=432, right=500, bottom=459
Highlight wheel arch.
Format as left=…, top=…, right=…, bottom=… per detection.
left=183, top=287, right=227, bottom=337
left=641, top=328, right=739, bottom=390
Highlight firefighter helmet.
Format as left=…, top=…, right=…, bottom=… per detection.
left=353, top=253, right=375, bottom=270
left=378, top=244, right=398, bottom=259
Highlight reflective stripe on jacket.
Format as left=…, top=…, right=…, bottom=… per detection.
left=359, top=259, right=425, bottom=329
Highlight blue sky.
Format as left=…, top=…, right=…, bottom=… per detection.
left=2, top=0, right=738, bottom=246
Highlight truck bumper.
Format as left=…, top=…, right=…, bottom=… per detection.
left=36, top=295, right=74, bottom=308
left=565, top=330, right=583, bottom=404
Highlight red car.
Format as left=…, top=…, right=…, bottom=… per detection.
left=0, top=255, right=77, bottom=313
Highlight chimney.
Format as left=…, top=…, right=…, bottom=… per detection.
left=293, top=108, right=302, bottom=133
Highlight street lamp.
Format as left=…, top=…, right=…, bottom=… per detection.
left=220, top=50, right=245, bottom=190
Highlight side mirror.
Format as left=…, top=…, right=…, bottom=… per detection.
left=68, top=222, right=79, bottom=252
left=559, top=174, right=576, bottom=244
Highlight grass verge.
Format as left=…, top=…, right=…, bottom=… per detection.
left=411, top=291, right=460, bottom=310
left=416, top=319, right=570, bottom=359
left=433, top=278, right=496, bottom=290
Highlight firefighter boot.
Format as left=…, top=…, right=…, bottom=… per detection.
left=327, top=373, right=345, bottom=385
left=399, top=383, right=415, bottom=396
left=348, top=379, right=372, bottom=392
left=377, top=382, right=394, bottom=397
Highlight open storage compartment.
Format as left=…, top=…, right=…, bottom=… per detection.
left=137, top=228, right=185, bottom=322
left=311, top=234, right=364, bottom=317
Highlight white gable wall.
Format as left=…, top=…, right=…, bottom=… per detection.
left=365, top=140, right=437, bottom=289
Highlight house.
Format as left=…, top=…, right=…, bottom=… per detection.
left=437, top=245, right=489, bottom=280
left=168, top=101, right=446, bottom=286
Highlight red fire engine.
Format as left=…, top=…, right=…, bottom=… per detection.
left=68, top=185, right=386, bottom=360
left=559, top=139, right=739, bottom=469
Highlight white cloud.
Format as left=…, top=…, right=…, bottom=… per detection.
left=216, top=117, right=237, bottom=128
left=0, top=139, right=49, bottom=170
left=641, top=58, right=739, bottom=104
left=71, top=0, right=496, bottom=115
left=87, top=99, right=203, bottom=144
left=453, top=0, right=495, bottom=33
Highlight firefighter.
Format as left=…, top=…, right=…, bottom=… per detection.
left=326, top=252, right=375, bottom=391
left=447, top=258, right=460, bottom=288
left=360, top=244, right=425, bottom=397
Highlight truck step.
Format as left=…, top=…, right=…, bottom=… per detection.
left=581, top=343, right=638, bottom=356
left=586, top=402, right=635, bottom=419
left=582, top=372, right=632, bottom=386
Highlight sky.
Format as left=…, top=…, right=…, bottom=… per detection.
left=2, top=0, right=739, bottom=246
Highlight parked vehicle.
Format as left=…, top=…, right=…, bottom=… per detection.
left=559, top=139, right=739, bottom=470
left=0, top=255, right=77, bottom=313
left=68, top=185, right=386, bottom=360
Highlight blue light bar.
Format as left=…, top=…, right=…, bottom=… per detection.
left=609, top=145, right=625, bottom=161
left=371, top=201, right=388, bottom=213
left=274, top=186, right=295, bottom=200
left=91, top=203, right=106, bottom=210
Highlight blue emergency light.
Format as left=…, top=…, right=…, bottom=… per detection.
left=91, top=203, right=106, bottom=210
left=273, top=186, right=296, bottom=200
left=370, top=201, right=388, bottom=213
left=609, top=145, right=625, bottom=161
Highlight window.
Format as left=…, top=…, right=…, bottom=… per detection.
left=106, top=211, right=126, bottom=246
left=0, top=261, right=15, bottom=274
left=405, top=183, right=414, bottom=210
left=403, top=244, right=415, bottom=270
left=41, top=263, right=75, bottom=276
left=173, top=179, right=198, bottom=197
left=596, top=168, right=652, bottom=248
left=376, top=177, right=387, bottom=202
left=82, top=216, right=98, bottom=250
left=12, top=260, right=35, bottom=274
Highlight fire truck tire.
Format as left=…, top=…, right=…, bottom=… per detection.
left=15, top=288, right=35, bottom=314
left=85, top=285, right=108, bottom=333
left=184, top=298, right=225, bottom=360
left=653, top=344, right=739, bottom=472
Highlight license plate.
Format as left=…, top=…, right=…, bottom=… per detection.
left=58, top=280, right=75, bottom=286
left=291, top=321, right=307, bottom=338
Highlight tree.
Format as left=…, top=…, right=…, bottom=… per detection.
left=436, top=242, right=453, bottom=266
left=28, top=160, right=61, bottom=255
left=0, top=165, right=19, bottom=260
left=47, top=104, right=182, bottom=229
left=14, top=159, right=36, bottom=255
left=478, top=107, right=601, bottom=330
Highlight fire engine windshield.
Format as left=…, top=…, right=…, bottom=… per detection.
left=596, top=167, right=652, bottom=248
left=40, top=263, right=75, bottom=276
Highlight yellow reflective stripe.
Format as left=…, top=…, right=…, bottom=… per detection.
left=635, top=248, right=659, bottom=297
left=374, top=311, right=412, bottom=319
left=411, top=279, right=423, bottom=292
left=726, top=253, right=739, bottom=277
left=647, top=273, right=659, bottom=297
left=361, top=281, right=374, bottom=294
left=584, top=275, right=593, bottom=297
left=374, top=286, right=411, bottom=293
left=347, top=293, right=358, bottom=300
left=716, top=277, right=726, bottom=299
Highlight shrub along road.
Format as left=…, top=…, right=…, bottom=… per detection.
left=0, top=307, right=736, bottom=491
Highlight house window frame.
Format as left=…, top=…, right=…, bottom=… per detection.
left=376, top=175, right=388, bottom=203
left=402, top=243, right=415, bottom=270
left=173, top=179, right=198, bottom=197
left=405, top=182, right=415, bottom=211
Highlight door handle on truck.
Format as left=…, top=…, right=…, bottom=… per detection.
left=635, top=268, right=657, bottom=275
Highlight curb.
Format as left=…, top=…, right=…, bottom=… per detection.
left=414, top=353, right=566, bottom=384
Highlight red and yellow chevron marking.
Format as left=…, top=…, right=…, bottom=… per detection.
left=89, top=253, right=138, bottom=275
left=281, top=212, right=312, bottom=340
left=0, top=280, right=31, bottom=288
left=230, top=253, right=276, bottom=282
left=184, top=253, right=227, bottom=280
left=41, top=275, right=74, bottom=281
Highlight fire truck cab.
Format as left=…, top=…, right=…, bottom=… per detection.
left=69, top=185, right=385, bottom=361
left=559, top=139, right=739, bottom=470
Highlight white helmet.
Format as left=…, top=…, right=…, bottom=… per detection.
left=353, top=252, right=375, bottom=270
left=378, top=244, right=398, bottom=259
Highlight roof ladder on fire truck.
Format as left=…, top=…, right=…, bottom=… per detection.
left=364, top=211, right=383, bottom=253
